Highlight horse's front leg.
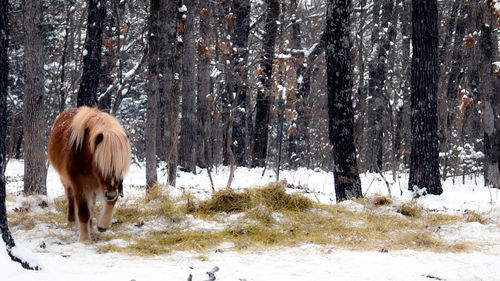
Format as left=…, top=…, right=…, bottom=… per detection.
left=97, top=198, right=117, bottom=232
left=77, top=199, right=91, bottom=242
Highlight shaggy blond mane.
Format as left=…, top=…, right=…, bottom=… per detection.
left=69, top=106, right=131, bottom=179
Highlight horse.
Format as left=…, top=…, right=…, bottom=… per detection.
left=48, top=106, right=131, bottom=242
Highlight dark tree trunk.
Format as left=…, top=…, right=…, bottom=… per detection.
left=77, top=0, right=106, bottom=107
left=161, top=0, right=178, bottom=164
left=168, top=0, right=183, bottom=186
left=408, top=0, right=442, bottom=195
left=230, top=0, right=250, bottom=167
left=326, top=0, right=362, bottom=201
left=196, top=0, right=212, bottom=169
left=288, top=0, right=309, bottom=168
left=179, top=0, right=197, bottom=173
left=442, top=2, right=466, bottom=179
left=23, top=0, right=47, bottom=195
left=365, top=0, right=397, bottom=173
left=145, top=0, right=161, bottom=188
left=1, top=0, right=38, bottom=270
left=252, top=0, right=280, bottom=167
left=394, top=0, right=411, bottom=170
left=438, top=0, right=461, bottom=68
left=479, top=0, right=500, bottom=189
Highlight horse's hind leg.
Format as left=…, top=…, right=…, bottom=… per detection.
left=64, top=183, right=75, bottom=223
left=97, top=199, right=117, bottom=232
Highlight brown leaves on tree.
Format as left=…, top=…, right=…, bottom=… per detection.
left=196, top=40, right=208, bottom=56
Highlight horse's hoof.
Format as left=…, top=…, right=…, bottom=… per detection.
left=97, top=227, right=107, bottom=232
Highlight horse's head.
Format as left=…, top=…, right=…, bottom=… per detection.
left=102, top=177, right=124, bottom=202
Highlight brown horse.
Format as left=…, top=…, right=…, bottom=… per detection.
left=48, top=106, right=131, bottom=241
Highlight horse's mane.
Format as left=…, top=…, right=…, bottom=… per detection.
left=69, top=106, right=130, bottom=180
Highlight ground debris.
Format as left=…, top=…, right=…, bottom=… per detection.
left=425, top=274, right=446, bottom=280
left=186, top=266, right=219, bottom=281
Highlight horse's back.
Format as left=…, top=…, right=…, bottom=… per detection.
left=48, top=108, right=79, bottom=176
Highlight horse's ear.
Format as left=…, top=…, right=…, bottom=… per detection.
left=95, top=133, right=104, bottom=146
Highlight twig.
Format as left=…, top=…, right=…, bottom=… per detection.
left=363, top=177, right=376, bottom=197
left=488, top=184, right=493, bottom=205
left=261, top=163, right=267, bottom=177
left=5, top=94, right=17, bottom=171
left=374, top=162, right=392, bottom=197
left=207, top=165, right=215, bottom=194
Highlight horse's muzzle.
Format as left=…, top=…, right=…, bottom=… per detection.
left=105, top=191, right=118, bottom=202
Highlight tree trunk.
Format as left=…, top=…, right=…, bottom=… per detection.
left=77, top=0, right=106, bottom=107
left=394, top=0, right=411, bottom=170
left=252, top=0, right=280, bottom=167
left=230, top=0, right=250, bottom=167
left=365, top=0, right=397, bottom=173
left=288, top=0, right=309, bottom=168
left=161, top=0, right=178, bottom=164
left=23, top=0, right=47, bottom=195
left=478, top=0, right=500, bottom=189
left=145, top=0, right=161, bottom=188
left=442, top=2, right=466, bottom=179
left=179, top=0, right=196, bottom=174
left=2, top=0, right=38, bottom=270
left=196, top=0, right=212, bottom=169
left=408, top=0, right=442, bottom=195
left=168, top=0, right=183, bottom=186
left=326, top=0, right=362, bottom=201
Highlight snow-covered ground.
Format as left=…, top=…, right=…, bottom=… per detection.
left=3, top=159, right=500, bottom=281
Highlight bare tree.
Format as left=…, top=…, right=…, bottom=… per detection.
left=326, top=0, right=362, bottom=201
left=77, top=0, right=106, bottom=107
left=230, top=0, right=251, bottom=166
left=179, top=0, right=197, bottom=173
left=478, top=0, right=500, bottom=189
left=168, top=0, right=183, bottom=186
left=365, top=0, right=397, bottom=172
left=23, top=0, right=47, bottom=195
left=409, top=0, right=442, bottom=195
left=145, top=0, right=161, bottom=188
left=252, top=0, right=280, bottom=167
left=1, top=0, right=39, bottom=269
left=196, top=0, right=213, bottom=169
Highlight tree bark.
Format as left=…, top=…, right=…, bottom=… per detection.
left=168, top=0, right=183, bottom=186
left=478, top=0, right=500, bottom=189
left=23, top=0, right=47, bottom=195
left=408, top=0, right=442, bottom=195
left=196, top=0, right=212, bottom=169
left=365, top=0, right=399, bottom=173
left=288, top=0, right=310, bottom=168
left=179, top=0, right=197, bottom=173
left=394, top=0, right=411, bottom=170
left=442, top=2, right=466, bottom=179
left=77, top=0, right=106, bottom=107
left=2, top=0, right=39, bottom=270
left=161, top=0, right=178, bottom=164
left=230, top=0, right=250, bottom=167
left=326, top=0, right=362, bottom=201
left=145, top=0, right=161, bottom=188
left=252, top=0, right=280, bottom=167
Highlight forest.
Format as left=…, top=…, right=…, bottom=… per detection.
left=1, top=0, right=500, bottom=277
left=0, top=0, right=499, bottom=195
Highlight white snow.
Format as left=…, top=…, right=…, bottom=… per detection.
left=178, top=5, right=187, bottom=13
left=2, top=159, right=500, bottom=281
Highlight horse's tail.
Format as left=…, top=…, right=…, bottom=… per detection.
left=70, top=106, right=131, bottom=180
